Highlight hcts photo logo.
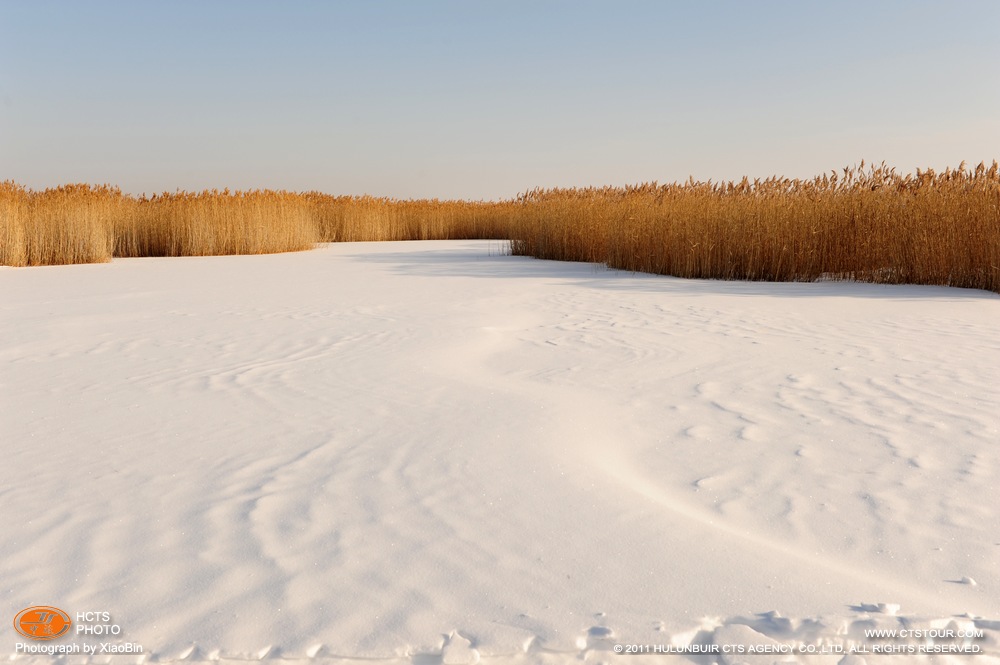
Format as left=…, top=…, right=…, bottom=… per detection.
left=13, top=607, right=72, bottom=640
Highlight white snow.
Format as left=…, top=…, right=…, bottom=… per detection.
left=2, top=239, right=998, bottom=664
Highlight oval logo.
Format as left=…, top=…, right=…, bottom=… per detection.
left=14, top=606, right=72, bottom=640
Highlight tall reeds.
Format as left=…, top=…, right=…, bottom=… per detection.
left=0, top=184, right=321, bottom=265
left=305, top=194, right=510, bottom=242
left=2, top=163, right=998, bottom=293
left=509, top=161, right=1000, bottom=292
left=0, top=183, right=118, bottom=266
left=115, top=190, right=317, bottom=258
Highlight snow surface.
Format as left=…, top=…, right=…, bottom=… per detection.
left=2, top=240, right=998, bottom=664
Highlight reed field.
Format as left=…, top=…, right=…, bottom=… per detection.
left=511, top=161, right=1000, bottom=293
left=2, top=161, right=998, bottom=292
left=306, top=193, right=512, bottom=242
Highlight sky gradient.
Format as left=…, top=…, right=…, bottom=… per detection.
left=2, top=0, right=999, bottom=200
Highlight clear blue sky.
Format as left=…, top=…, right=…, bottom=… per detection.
left=2, top=0, right=998, bottom=200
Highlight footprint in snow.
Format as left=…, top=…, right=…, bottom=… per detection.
left=714, top=624, right=800, bottom=665
left=588, top=626, right=614, bottom=639
left=442, top=632, right=480, bottom=665
left=851, top=602, right=899, bottom=614
left=574, top=626, right=616, bottom=650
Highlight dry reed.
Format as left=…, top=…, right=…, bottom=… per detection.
left=509, top=161, right=1000, bottom=293
left=2, top=163, right=998, bottom=293
left=115, top=190, right=317, bottom=258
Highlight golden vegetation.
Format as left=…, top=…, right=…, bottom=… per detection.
left=115, top=190, right=317, bottom=258
left=1, top=182, right=117, bottom=266
left=0, top=185, right=319, bottom=265
left=0, top=186, right=507, bottom=266
left=509, top=161, right=1000, bottom=293
left=305, top=193, right=511, bottom=242
left=2, top=162, right=998, bottom=293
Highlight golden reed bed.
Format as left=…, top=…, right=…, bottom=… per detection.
left=2, top=162, right=998, bottom=292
